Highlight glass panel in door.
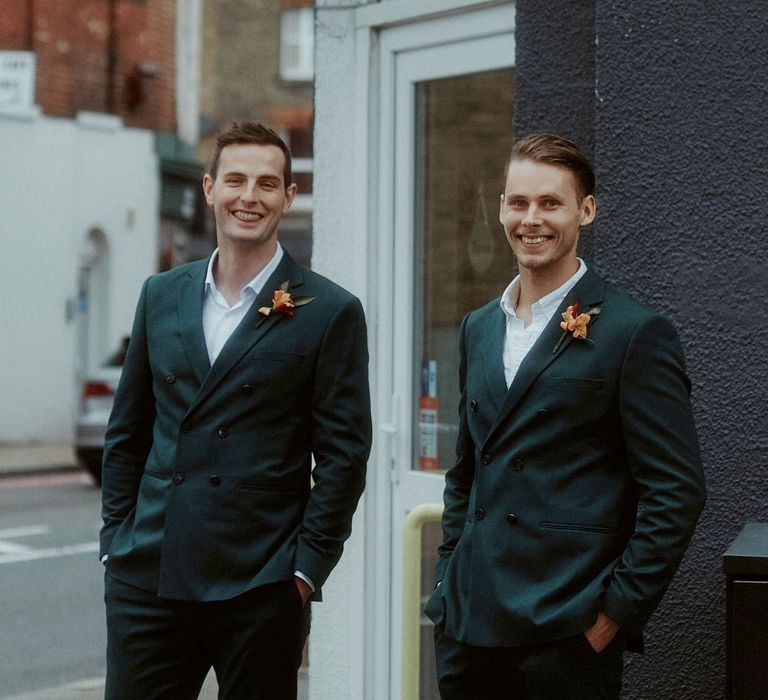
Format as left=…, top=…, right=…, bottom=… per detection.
left=413, top=68, right=515, bottom=699
left=413, top=68, right=516, bottom=476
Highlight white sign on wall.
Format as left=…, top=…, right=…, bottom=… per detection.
left=0, top=51, right=37, bottom=112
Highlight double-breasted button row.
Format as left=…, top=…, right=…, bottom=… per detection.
left=513, top=458, right=524, bottom=471
left=481, top=453, right=492, bottom=465
left=241, top=384, right=253, bottom=395
left=173, top=474, right=223, bottom=487
left=474, top=509, right=518, bottom=525
left=165, top=373, right=176, bottom=384
left=470, top=400, right=479, bottom=412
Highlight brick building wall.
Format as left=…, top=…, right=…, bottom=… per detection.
left=0, top=0, right=176, bottom=132
left=199, top=0, right=313, bottom=155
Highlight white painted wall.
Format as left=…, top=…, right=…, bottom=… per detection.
left=0, top=111, right=158, bottom=444
left=311, top=5, right=372, bottom=700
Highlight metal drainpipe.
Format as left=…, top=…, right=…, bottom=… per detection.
left=106, top=0, right=118, bottom=114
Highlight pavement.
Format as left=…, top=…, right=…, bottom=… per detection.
left=0, top=443, right=308, bottom=700
left=3, top=671, right=222, bottom=700
left=0, top=443, right=80, bottom=477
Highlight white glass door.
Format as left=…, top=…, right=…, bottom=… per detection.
left=376, top=5, right=516, bottom=697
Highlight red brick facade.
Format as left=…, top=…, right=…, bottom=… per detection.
left=0, top=0, right=176, bottom=131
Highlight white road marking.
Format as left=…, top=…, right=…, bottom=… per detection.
left=0, top=525, right=50, bottom=538
left=0, top=541, right=34, bottom=554
left=0, top=541, right=99, bottom=565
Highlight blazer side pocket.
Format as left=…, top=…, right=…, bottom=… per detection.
left=539, top=521, right=619, bottom=535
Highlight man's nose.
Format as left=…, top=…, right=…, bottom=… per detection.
left=522, top=204, right=541, bottom=226
left=240, top=181, right=260, bottom=203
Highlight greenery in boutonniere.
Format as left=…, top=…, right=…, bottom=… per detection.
left=553, top=302, right=601, bottom=353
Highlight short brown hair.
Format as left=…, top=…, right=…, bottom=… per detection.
left=208, top=121, right=292, bottom=189
left=505, top=132, right=595, bottom=200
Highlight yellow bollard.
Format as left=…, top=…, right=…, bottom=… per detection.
left=402, top=503, right=444, bottom=700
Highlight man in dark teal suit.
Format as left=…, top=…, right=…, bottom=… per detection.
left=425, top=133, right=706, bottom=699
left=100, top=121, right=371, bottom=699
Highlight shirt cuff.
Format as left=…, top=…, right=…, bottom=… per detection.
left=294, top=570, right=315, bottom=591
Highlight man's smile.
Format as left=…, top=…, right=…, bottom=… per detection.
left=518, top=234, right=552, bottom=245
left=232, top=210, right=264, bottom=222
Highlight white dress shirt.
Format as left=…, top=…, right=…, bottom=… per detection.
left=499, top=259, right=588, bottom=388
left=202, top=244, right=284, bottom=364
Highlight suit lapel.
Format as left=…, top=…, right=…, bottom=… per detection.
left=178, top=259, right=211, bottom=385
left=184, top=252, right=306, bottom=417
left=486, top=268, right=605, bottom=441
left=482, top=307, right=508, bottom=413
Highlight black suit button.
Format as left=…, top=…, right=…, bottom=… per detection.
left=165, top=373, right=176, bottom=384
left=217, top=426, right=229, bottom=439
left=506, top=514, right=518, bottom=525
left=210, top=475, right=221, bottom=486
left=513, top=458, right=524, bottom=471
left=470, top=400, right=479, bottom=412
left=173, top=474, right=184, bottom=485
left=475, top=508, right=485, bottom=521
left=481, top=453, right=492, bottom=465
left=537, top=409, right=549, bottom=421
left=180, top=422, right=191, bottom=433
left=241, top=384, right=253, bottom=395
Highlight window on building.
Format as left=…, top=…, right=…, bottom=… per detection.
left=279, top=8, right=314, bottom=82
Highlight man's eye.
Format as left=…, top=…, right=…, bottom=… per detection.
left=542, top=200, right=560, bottom=208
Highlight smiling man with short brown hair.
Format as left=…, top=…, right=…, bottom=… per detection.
left=426, top=132, right=706, bottom=699
left=101, top=121, right=371, bottom=699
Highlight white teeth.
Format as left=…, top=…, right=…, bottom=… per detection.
left=522, top=236, right=547, bottom=244
left=234, top=211, right=261, bottom=221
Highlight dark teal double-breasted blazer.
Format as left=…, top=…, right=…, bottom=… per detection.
left=100, top=251, right=371, bottom=601
left=425, top=268, right=706, bottom=649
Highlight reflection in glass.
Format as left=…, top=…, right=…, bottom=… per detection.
left=413, top=68, right=515, bottom=476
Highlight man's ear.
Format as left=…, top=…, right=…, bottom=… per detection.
left=202, top=174, right=214, bottom=206
left=283, top=182, right=298, bottom=212
left=580, top=194, right=596, bottom=226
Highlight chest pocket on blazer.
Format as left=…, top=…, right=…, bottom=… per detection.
left=538, top=376, right=606, bottom=391
left=252, top=350, right=306, bottom=364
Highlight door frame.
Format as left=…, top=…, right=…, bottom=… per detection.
left=370, top=4, right=516, bottom=698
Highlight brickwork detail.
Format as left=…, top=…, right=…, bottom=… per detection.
left=0, top=0, right=176, bottom=131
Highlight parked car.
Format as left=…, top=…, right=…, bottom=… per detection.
left=74, top=338, right=128, bottom=484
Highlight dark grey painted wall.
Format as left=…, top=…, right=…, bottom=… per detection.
left=516, top=1, right=768, bottom=698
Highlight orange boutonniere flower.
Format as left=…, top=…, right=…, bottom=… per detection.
left=553, top=302, right=601, bottom=353
left=260, top=289, right=295, bottom=317
left=258, top=280, right=315, bottom=321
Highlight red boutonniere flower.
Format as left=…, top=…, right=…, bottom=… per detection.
left=258, top=280, right=315, bottom=320
left=553, top=302, right=601, bottom=353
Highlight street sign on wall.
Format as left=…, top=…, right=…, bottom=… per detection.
left=0, top=51, right=36, bottom=113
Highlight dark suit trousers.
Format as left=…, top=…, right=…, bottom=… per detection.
left=104, top=574, right=310, bottom=700
left=434, top=625, right=624, bottom=700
